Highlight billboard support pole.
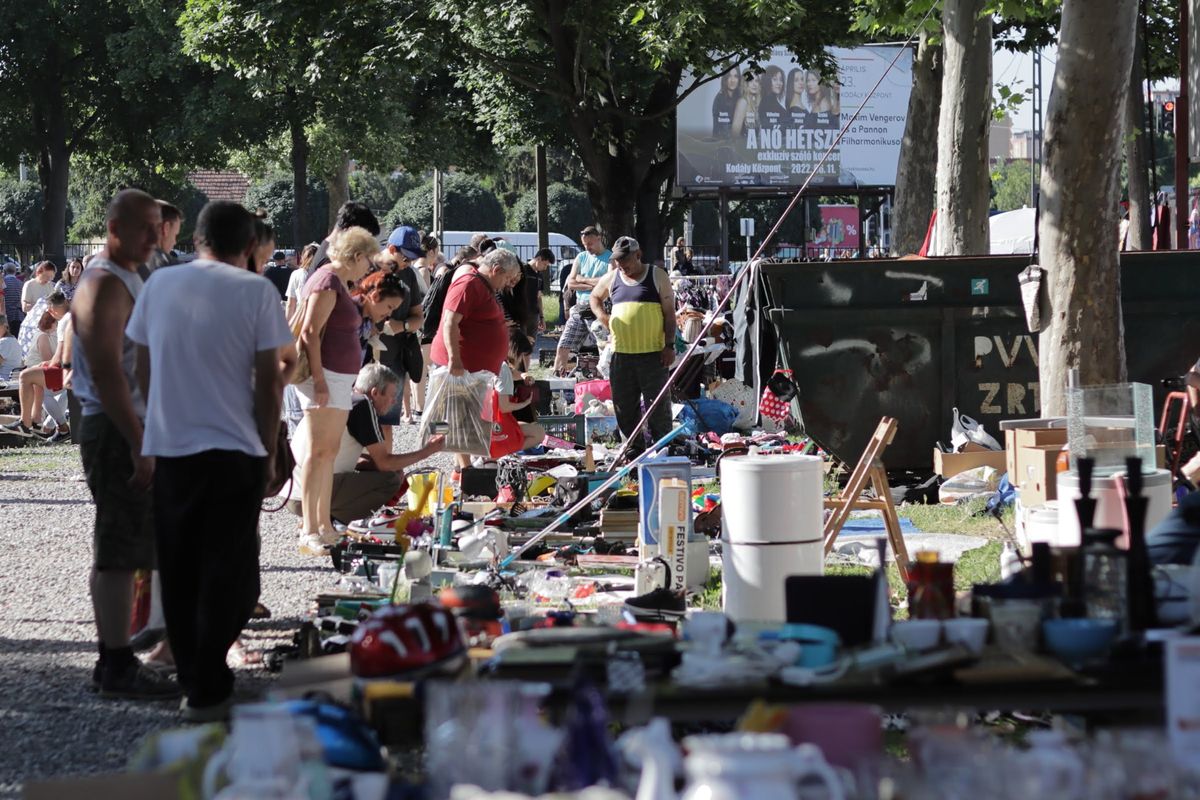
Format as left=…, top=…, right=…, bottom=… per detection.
left=718, top=188, right=730, bottom=269
left=858, top=195, right=868, bottom=258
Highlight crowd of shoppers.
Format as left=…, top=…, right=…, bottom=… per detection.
left=5, top=183, right=652, bottom=721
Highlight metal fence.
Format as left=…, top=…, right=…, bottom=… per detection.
left=0, top=243, right=103, bottom=267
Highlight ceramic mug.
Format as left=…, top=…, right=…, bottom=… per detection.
left=942, top=618, right=989, bottom=656
left=989, top=600, right=1042, bottom=653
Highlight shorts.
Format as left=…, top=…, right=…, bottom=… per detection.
left=80, top=413, right=155, bottom=571
left=43, top=365, right=63, bottom=392
left=293, top=370, right=356, bottom=411
left=558, top=305, right=596, bottom=351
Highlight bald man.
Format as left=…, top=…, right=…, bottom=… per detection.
left=73, top=189, right=180, bottom=700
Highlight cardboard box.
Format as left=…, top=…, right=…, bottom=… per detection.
left=1005, top=427, right=1068, bottom=478
left=933, top=448, right=1006, bottom=477
left=1016, top=444, right=1063, bottom=507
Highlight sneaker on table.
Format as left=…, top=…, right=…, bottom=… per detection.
left=623, top=587, right=687, bottom=619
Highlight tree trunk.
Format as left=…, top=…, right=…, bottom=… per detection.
left=934, top=0, right=992, bottom=256
left=288, top=92, right=309, bottom=248
left=1037, top=0, right=1138, bottom=416
left=326, top=152, right=351, bottom=233
left=891, top=30, right=942, bottom=256
left=586, top=175, right=635, bottom=250
left=37, top=141, right=70, bottom=267
left=1124, top=29, right=1151, bottom=251
left=33, top=84, right=70, bottom=266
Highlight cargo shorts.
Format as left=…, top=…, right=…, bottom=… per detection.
left=80, top=413, right=155, bottom=571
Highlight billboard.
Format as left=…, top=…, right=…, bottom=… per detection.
left=676, top=46, right=913, bottom=190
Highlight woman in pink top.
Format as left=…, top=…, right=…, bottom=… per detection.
left=293, top=226, right=378, bottom=553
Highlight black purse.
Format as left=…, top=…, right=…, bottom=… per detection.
left=261, top=421, right=295, bottom=511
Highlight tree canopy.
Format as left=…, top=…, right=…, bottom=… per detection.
left=402, top=0, right=854, bottom=249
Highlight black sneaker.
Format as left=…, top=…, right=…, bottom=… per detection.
left=90, top=659, right=102, bottom=693
left=99, top=660, right=182, bottom=700
left=0, top=420, right=35, bottom=437
left=45, top=428, right=71, bottom=444
left=623, top=586, right=687, bottom=619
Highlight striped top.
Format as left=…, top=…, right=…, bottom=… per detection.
left=609, top=265, right=664, bottom=354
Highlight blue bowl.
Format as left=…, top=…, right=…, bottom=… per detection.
left=778, top=624, right=841, bottom=669
left=1042, top=619, right=1118, bottom=665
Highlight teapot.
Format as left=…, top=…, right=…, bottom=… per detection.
left=680, top=732, right=845, bottom=800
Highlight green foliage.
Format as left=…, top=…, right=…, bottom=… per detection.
left=67, top=161, right=208, bottom=242
left=245, top=174, right=330, bottom=246
left=349, top=171, right=421, bottom=221
left=507, top=183, right=594, bottom=235
left=991, top=159, right=1034, bottom=212
left=383, top=173, right=505, bottom=233
left=482, top=147, right=591, bottom=210
left=0, top=179, right=48, bottom=243
left=405, top=0, right=854, bottom=248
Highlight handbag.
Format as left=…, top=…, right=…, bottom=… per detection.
left=288, top=297, right=326, bottom=385
left=261, top=420, right=296, bottom=510
left=487, top=388, right=526, bottom=459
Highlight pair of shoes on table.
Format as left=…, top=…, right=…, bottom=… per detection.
left=97, top=659, right=182, bottom=700
left=181, top=694, right=234, bottom=723
left=298, top=530, right=339, bottom=556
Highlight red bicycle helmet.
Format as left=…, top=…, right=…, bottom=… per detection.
left=350, top=603, right=466, bottom=679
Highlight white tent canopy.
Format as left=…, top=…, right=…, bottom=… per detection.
left=989, top=206, right=1036, bottom=254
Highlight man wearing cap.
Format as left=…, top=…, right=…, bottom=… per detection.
left=376, top=226, right=425, bottom=424
left=589, top=236, right=676, bottom=452
left=553, top=225, right=611, bottom=375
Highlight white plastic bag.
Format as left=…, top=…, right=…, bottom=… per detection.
left=950, top=407, right=1001, bottom=452
left=597, top=343, right=614, bottom=379
left=419, top=366, right=493, bottom=455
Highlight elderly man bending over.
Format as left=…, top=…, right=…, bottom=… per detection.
left=288, top=364, right=445, bottom=523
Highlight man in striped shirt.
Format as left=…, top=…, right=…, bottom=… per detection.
left=589, top=236, right=677, bottom=453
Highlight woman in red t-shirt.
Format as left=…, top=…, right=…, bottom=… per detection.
left=430, top=248, right=522, bottom=468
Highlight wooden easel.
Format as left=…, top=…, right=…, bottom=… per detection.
left=823, top=417, right=912, bottom=582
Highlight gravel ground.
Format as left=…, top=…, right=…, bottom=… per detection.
left=0, top=419, right=453, bottom=797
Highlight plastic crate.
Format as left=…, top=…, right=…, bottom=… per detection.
left=540, top=414, right=585, bottom=444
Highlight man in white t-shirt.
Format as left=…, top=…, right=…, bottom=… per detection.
left=287, top=363, right=444, bottom=524
left=127, top=200, right=296, bottom=722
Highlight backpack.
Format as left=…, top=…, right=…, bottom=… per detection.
left=420, top=261, right=483, bottom=342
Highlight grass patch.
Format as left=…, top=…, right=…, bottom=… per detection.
left=693, top=566, right=723, bottom=610
left=541, top=293, right=561, bottom=328
left=0, top=445, right=79, bottom=475
left=900, top=498, right=1014, bottom=540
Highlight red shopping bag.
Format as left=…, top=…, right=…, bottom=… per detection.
left=488, top=388, right=526, bottom=459
left=573, top=379, right=611, bottom=413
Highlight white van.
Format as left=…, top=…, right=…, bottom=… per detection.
left=437, top=231, right=580, bottom=263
